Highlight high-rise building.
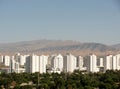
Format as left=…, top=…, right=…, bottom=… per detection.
left=39, top=55, right=48, bottom=73
left=10, top=56, right=20, bottom=73
left=112, top=54, right=120, bottom=70
left=3, top=56, right=10, bottom=66
left=25, top=54, right=48, bottom=73
left=63, top=53, right=77, bottom=73
left=14, top=53, right=20, bottom=62
left=115, top=54, right=120, bottom=70
left=26, top=54, right=39, bottom=73
left=77, top=56, right=85, bottom=71
left=19, top=55, right=28, bottom=66
left=86, top=54, right=99, bottom=73
left=14, top=53, right=27, bottom=66
left=51, top=54, right=63, bottom=73
left=98, top=58, right=104, bottom=67
left=104, top=55, right=113, bottom=71
left=104, top=54, right=120, bottom=71
left=112, top=56, right=117, bottom=70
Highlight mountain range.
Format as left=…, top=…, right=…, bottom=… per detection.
left=0, top=40, right=120, bottom=56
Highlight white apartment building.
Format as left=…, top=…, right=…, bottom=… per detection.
left=25, top=54, right=48, bottom=73
left=18, top=55, right=28, bottom=66
left=63, top=53, right=77, bottom=73
left=3, top=55, right=10, bottom=66
left=10, top=56, right=20, bottom=73
left=86, top=54, right=99, bottom=73
left=112, top=56, right=117, bottom=70
left=112, top=54, right=120, bottom=70
left=26, top=54, right=39, bottom=73
left=14, top=53, right=20, bottom=62
left=115, top=54, right=120, bottom=70
left=51, top=54, right=63, bottom=73
left=104, top=55, right=113, bottom=71
left=98, top=58, right=104, bottom=67
left=14, top=53, right=27, bottom=66
left=103, top=54, right=120, bottom=71
left=39, top=55, right=48, bottom=73
left=77, top=56, right=85, bottom=71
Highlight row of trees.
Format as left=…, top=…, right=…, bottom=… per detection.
left=0, top=70, right=120, bottom=89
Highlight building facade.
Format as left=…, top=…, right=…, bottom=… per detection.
left=63, top=54, right=77, bottom=73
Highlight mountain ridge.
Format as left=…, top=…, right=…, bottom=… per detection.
left=0, top=40, right=119, bottom=56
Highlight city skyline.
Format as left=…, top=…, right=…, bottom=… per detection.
left=0, top=0, right=120, bottom=44
left=1, top=52, right=120, bottom=74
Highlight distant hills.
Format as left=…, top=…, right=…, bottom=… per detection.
left=111, top=44, right=120, bottom=49
left=0, top=40, right=120, bottom=56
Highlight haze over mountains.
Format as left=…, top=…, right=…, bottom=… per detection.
left=0, top=40, right=120, bottom=56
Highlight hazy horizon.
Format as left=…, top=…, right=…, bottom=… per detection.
left=0, top=0, right=120, bottom=44
left=0, top=39, right=119, bottom=46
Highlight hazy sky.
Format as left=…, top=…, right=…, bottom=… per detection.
left=0, top=0, right=120, bottom=44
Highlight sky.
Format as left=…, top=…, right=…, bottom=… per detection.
left=0, top=0, right=120, bottom=45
